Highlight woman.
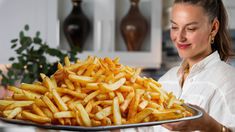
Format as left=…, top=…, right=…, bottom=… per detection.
left=159, top=0, right=235, bottom=131
left=121, top=0, right=235, bottom=131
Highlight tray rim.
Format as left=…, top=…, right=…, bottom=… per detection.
left=0, top=104, right=203, bottom=131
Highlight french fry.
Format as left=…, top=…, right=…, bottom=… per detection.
left=7, top=86, right=23, bottom=94
left=91, top=119, right=102, bottom=126
left=83, top=90, right=100, bottom=105
left=64, top=56, right=71, bottom=66
left=84, top=64, right=96, bottom=76
left=116, top=92, right=124, bottom=104
left=22, top=90, right=41, bottom=100
left=95, top=106, right=112, bottom=120
left=120, top=92, right=135, bottom=113
left=75, top=103, right=92, bottom=127
left=113, top=97, right=122, bottom=125
left=130, top=68, right=141, bottom=83
left=56, top=87, right=87, bottom=99
left=34, top=98, right=47, bottom=107
left=127, top=108, right=153, bottom=124
left=57, top=62, right=64, bottom=70
left=74, top=110, right=83, bottom=126
left=99, top=78, right=126, bottom=92
left=7, top=107, right=22, bottom=119
left=22, top=111, right=51, bottom=124
left=20, top=83, right=48, bottom=94
left=68, top=74, right=95, bottom=83
left=86, top=83, right=99, bottom=90
left=64, top=79, right=75, bottom=90
left=54, top=111, right=74, bottom=118
left=32, top=104, right=46, bottom=117
left=85, top=100, right=94, bottom=113
left=42, top=96, right=59, bottom=113
left=138, top=100, right=149, bottom=111
left=61, top=95, right=72, bottom=103
left=13, top=94, right=27, bottom=100
left=4, top=101, right=34, bottom=110
left=127, top=89, right=145, bottom=120
left=42, top=108, right=54, bottom=120
left=43, top=76, right=55, bottom=91
left=52, top=89, right=68, bottom=111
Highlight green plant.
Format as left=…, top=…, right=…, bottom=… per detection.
left=0, top=25, right=78, bottom=86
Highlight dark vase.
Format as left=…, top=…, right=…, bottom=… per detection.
left=63, top=0, right=90, bottom=52
left=120, top=0, right=149, bottom=51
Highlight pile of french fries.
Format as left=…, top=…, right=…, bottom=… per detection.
left=0, top=56, right=192, bottom=127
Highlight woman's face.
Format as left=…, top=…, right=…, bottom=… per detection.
left=170, top=3, right=214, bottom=65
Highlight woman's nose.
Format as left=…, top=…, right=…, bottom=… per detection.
left=177, top=30, right=186, bottom=42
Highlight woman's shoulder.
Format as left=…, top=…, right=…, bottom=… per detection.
left=214, top=61, right=235, bottom=78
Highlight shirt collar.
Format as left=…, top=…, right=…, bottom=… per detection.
left=177, top=51, right=221, bottom=77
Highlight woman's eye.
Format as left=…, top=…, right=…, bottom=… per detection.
left=187, top=28, right=196, bottom=31
left=171, top=26, right=178, bottom=30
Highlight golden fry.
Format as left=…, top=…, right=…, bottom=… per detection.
left=22, top=111, right=51, bottom=124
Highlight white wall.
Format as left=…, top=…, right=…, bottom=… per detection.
left=0, top=0, right=58, bottom=64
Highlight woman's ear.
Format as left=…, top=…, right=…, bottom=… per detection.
left=210, top=18, right=220, bottom=37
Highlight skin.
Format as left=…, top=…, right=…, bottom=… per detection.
left=162, top=3, right=223, bottom=131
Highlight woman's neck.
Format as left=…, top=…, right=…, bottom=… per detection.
left=186, top=50, right=214, bottom=68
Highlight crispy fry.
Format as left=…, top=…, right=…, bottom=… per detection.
left=32, top=104, right=46, bottom=117
left=99, top=78, right=126, bottom=92
left=54, top=111, right=74, bottom=118
left=52, top=89, right=68, bottom=111
left=65, top=79, right=75, bottom=90
left=4, top=101, right=34, bottom=110
left=95, top=106, right=112, bottom=120
left=127, top=108, right=153, bottom=124
left=113, top=97, right=122, bottom=125
left=83, top=90, right=100, bottom=105
left=20, top=83, right=48, bottom=94
left=7, top=107, right=22, bottom=119
left=42, top=96, right=59, bottom=113
left=75, top=103, right=92, bottom=127
left=68, top=75, right=95, bottom=83
left=22, top=111, right=51, bottom=124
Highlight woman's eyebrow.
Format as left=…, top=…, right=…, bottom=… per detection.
left=170, top=20, right=199, bottom=26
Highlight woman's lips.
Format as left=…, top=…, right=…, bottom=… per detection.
left=177, top=43, right=191, bottom=49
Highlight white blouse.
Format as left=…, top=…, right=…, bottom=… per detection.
left=121, top=51, right=235, bottom=132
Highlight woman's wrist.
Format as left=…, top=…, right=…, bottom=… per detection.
left=203, top=114, right=221, bottom=132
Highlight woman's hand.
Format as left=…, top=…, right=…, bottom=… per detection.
left=162, top=104, right=222, bottom=132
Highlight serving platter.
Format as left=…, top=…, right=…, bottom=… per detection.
left=0, top=105, right=203, bottom=131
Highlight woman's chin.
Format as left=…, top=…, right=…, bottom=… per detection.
left=178, top=53, right=191, bottom=60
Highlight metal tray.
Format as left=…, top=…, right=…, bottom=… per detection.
left=0, top=105, right=203, bottom=131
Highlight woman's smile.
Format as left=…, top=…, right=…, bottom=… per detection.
left=177, top=43, right=191, bottom=49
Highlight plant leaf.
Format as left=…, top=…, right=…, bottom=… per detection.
left=33, top=37, right=42, bottom=44
left=24, top=24, right=29, bottom=31
left=21, top=74, right=33, bottom=83
left=11, top=39, right=18, bottom=43
left=19, top=31, right=24, bottom=38
left=7, top=70, right=14, bottom=77
left=9, top=57, right=15, bottom=61
left=36, top=31, right=40, bottom=37
left=11, top=43, right=17, bottom=49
